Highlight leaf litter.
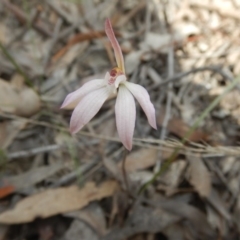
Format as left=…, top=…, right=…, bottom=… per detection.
left=0, top=0, right=240, bottom=239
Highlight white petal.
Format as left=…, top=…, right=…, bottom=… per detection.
left=124, top=82, right=157, bottom=129
left=61, top=79, right=105, bottom=108
left=115, top=85, right=136, bottom=150
left=70, top=87, right=110, bottom=133
left=104, top=72, right=111, bottom=82
left=115, top=75, right=126, bottom=88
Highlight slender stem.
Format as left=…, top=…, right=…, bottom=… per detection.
left=122, top=148, right=129, bottom=192
left=138, top=74, right=240, bottom=194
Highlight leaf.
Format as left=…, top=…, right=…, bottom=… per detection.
left=0, top=181, right=118, bottom=224
left=158, top=160, right=187, bottom=196
left=0, top=119, right=27, bottom=150
left=187, top=155, right=211, bottom=197
left=118, top=148, right=171, bottom=173
left=157, top=115, right=209, bottom=142
left=0, top=185, right=15, bottom=199
left=0, top=77, right=40, bottom=117
left=64, top=203, right=106, bottom=235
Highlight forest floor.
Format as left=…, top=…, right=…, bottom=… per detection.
left=0, top=0, right=240, bottom=239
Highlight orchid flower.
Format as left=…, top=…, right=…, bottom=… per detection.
left=61, top=18, right=156, bottom=150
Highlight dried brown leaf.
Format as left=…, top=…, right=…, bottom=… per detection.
left=118, top=149, right=171, bottom=173
left=158, top=115, right=209, bottom=142
left=64, top=203, right=106, bottom=235
left=0, top=78, right=40, bottom=117
left=158, top=160, right=187, bottom=196
left=1, top=119, right=27, bottom=149
left=0, top=185, right=15, bottom=199
left=188, top=156, right=211, bottom=197
left=0, top=181, right=118, bottom=224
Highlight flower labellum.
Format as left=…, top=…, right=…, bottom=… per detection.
left=61, top=18, right=157, bottom=150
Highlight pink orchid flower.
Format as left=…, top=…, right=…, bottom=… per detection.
left=61, top=18, right=156, bottom=150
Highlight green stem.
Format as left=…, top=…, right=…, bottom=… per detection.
left=138, top=75, right=240, bottom=194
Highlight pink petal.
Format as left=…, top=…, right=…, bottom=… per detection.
left=115, top=85, right=136, bottom=150
left=105, top=18, right=125, bottom=73
left=61, top=79, right=105, bottom=109
left=124, top=82, right=157, bottom=129
left=70, top=87, right=110, bottom=133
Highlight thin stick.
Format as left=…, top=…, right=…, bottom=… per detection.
left=148, top=66, right=233, bottom=91
left=1, top=112, right=240, bottom=157
left=155, top=44, right=174, bottom=172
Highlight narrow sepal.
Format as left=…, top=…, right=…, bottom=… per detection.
left=70, top=87, right=110, bottom=133
left=124, top=82, right=157, bottom=129
left=61, top=79, right=105, bottom=109
left=115, top=85, right=136, bottom=150
left=105, top=18, right=125, bottom=73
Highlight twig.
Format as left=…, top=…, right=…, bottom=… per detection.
left=7, top=144, right=60, bottom=160
left=1, top=112, right=240, bottom=157
left=148, top=66, right=234, bottom=91
left=50, top=160, right=97, bottom=188
left=154, top=45, right=174, bottom=172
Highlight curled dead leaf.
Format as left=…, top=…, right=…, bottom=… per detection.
left=157, top=115, right=209, bottom=142
left=0, top=78, right=41, bottom=117
left=0, top=181, right=118, bottom=224
left=187, top=155, right=211, bottom=197
left=118, top=148, right=171, bottom=173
